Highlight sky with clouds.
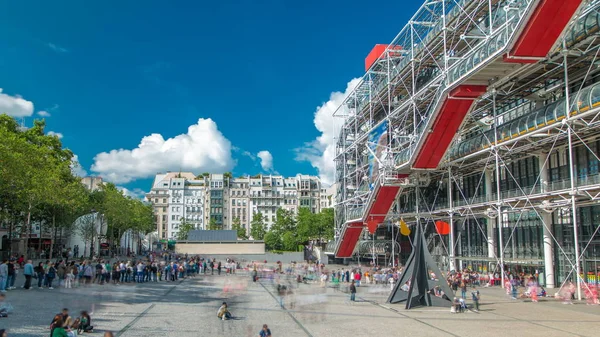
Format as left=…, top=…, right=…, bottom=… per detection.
left=0, top=0, right=418, bottom=194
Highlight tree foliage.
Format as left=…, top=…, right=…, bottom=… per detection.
left=176, top=219, right=195, bottom=241
left=250, top=212, right=266, bottom=240
left=207, top=218, right=220, bottom=230
left=261, top=207, right=335, bottom=251
left=0, top=114, right=155, bottom=258
left=231, top=217, right=247, bottom=239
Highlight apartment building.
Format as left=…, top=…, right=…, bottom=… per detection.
left=148, top=172, right=324, bottom=238
left=146, top=172, right=205, bottom=240
left=320, top=183, right=337, bottom=210
left=229, top=177, right=250, bottom=233
left=81, top=176, right=104, bottom=192
left=203, top=173, right=229, bottom=229
left=296, top=174, right=321, bottom=214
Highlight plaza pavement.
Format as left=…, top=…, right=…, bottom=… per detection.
left=1, top=271, right=599, bottom=337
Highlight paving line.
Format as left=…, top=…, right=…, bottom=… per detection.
left=258, top=281, right=314, bottom=337
left=115, top=303, right=155, bottom=337
left=360, top=297, right=460, bottom=337
left=116, top=279, right=184, bottom=336
left=484, top=310, right=587, bottom=337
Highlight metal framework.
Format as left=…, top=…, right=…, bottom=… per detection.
left=332, top=0, right=600, bottom=299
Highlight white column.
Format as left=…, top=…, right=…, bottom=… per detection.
left=485, top=169, right=496, bottom=258
left=538, top=152, right=555, bottom=288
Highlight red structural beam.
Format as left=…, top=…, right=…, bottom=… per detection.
left=365, top=185, right=402, bottom=234
left=365, top=44, right=403, bottom=71
left=507, top=0, right=582, bottom=62
left=413, top=85, right=487, bottom=169
left=336, top=222, right=364, bottom=257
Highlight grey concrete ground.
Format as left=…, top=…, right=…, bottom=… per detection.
left=1, top=271, right=599, bottom=337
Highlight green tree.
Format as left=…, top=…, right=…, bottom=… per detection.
left=266, top=208, right=298, bottom=251
left=231, top=217, right=247, bottom=239
left=316, top=208, right=335, bottom=242
left=76, top=214, right=97, bottom=258
left=0, top=114, right=158, bottom=258
left=176, top=219, right=195, bottom=241
left=207, top=218, right=220, bottom=230
left=250, top=212, right=266, bottom=240
left=296, top=207, right=315, bottom=244
left=264, top=231, right=282, bottom=251
left=0, top=115, right=84, bottom=258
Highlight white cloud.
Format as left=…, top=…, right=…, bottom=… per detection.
left=257, top=150, right=273, bottom=171
left=242, top=151, right=256, bottom=161
left=296, top=78, right=361, bottom=185
left=118, top=186, right=147, bottom=200
left=0, top=89, right=34, bottom=118
left=71, top=154, right=88, bottom=177
left=91, top=118, right=235, bottom=184
left=47, top=43, right=69, bottom=53
left=47, top=131, right=63, bottom=139
left=38, top=110, right=51, bottom=117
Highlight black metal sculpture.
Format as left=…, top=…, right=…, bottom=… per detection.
left=387, top=221, right=454, bottom=309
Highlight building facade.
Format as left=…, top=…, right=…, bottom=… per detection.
left=146, top=172, right=205, bottom=240
left=320, top=183, right=337, bottom=210
left=331, top=0, right=600, bottom=295
left=148, top=173, right=325, bottom=239
left=229, top=177, right=250, bottom=232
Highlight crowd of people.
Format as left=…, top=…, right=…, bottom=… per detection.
left=1, top=249, right=599, bottom=335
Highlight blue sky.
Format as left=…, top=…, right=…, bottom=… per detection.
left=0, top=0, right=419, bottom=196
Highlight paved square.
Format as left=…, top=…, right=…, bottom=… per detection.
left=1, top=272, right=599, bottom=336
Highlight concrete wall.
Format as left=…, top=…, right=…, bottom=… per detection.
left=198, top=252, right=305, bottom=264
left=175, top=241, right=265, bottom=255
left=172, top=243, right=304, bottom=264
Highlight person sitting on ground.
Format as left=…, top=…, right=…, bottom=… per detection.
left=77, top=311, right=93, bottom=333
left=51, top=318, right=69, bottom=337
left=217, top=302, right=232, bottom=320
left=0, top=329, right=7, bottom=337
left=58, top=308, right=73, bottom=328
left=0, top=293, right=13, bottom=317
left=50, top=314, right=63, bottom=330
left=258, top=324, right=272, bottom=337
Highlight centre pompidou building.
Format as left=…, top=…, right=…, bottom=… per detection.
left=329, top=0, right=600, bottom=299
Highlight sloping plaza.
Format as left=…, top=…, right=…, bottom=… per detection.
left=2, top=270, right=599, bottom=337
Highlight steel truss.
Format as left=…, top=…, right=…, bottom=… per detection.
left=333, top=0, right=600, bottom=300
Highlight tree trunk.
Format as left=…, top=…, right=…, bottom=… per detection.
left=49, top=214, right=56, bottom=260
left=24, top=202, right=32, bottom=260
left=37, top=218, right=43, bottom=254
left=7, top=213, right=13, bottom=257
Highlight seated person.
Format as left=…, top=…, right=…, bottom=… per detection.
left=451, top=297, right=461, bottom=313
left=0, top=294, right=13, bottom=317
left=59, top=308, right=73, bottom=328
left=77, top=311, right=93, bottom=333
left=217, top=302, right=232, bottom=320
left=259, top=324, right=272, bottom=337
left=51, top=318, right=67, bottom=337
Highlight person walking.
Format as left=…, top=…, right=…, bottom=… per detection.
left=259, top=324, right=272, bottom=337
left=471, top=287, right=480, bottom=312
left=349, top=280, right=357, bottom=302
